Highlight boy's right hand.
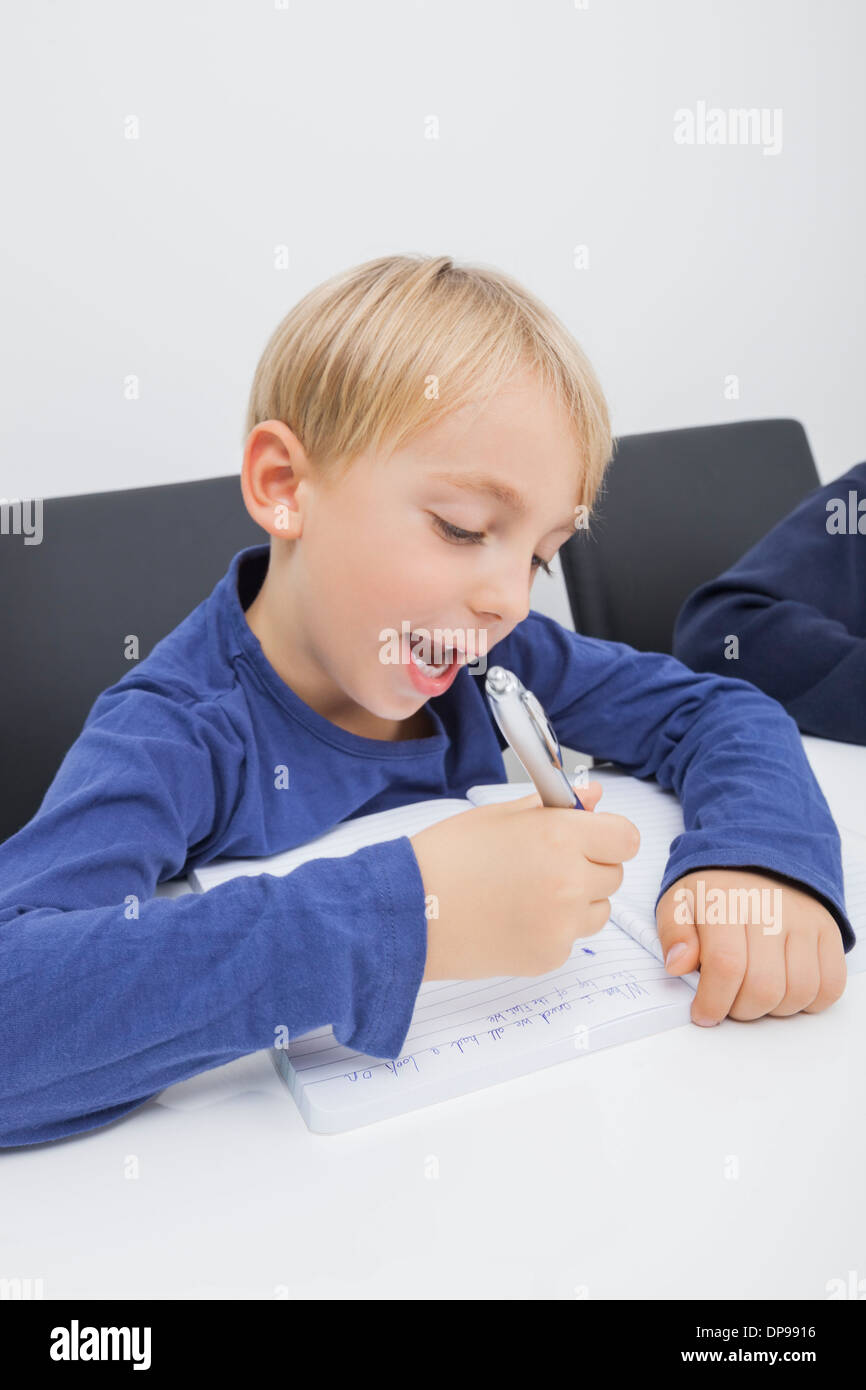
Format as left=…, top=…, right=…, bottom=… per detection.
left=409, top=785, right=640, bottom=982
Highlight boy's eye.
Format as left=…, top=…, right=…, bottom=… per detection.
left=430, top=514, right=553, bottom=577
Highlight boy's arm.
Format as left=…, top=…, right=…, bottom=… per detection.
left=490, top=613, right=855, bottom=949
left=0, top=690, right=427, bottom=1148
left=672, top=463, right=866, bottom=746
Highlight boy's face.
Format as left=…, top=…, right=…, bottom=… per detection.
left=242, top=368, right=585, bottom=738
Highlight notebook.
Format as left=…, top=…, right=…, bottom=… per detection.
left=187, top=770, right=866, bottom=1134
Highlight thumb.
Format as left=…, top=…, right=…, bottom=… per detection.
left=656, top=880, right=701, bottom=974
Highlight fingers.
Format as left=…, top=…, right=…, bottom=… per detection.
left=657, top=874, right=848, bottom=1026
left=726, top=922, right=787, bottom=1021
left=585, top=858, right=625, bottom=901
left=688, top=927, right=846, bottom=1026
left=582, top=897, right=613, bottom=935
left=802, top=925, right=847, bottom=1013
left=576, top=811, right=641, bottom=866
left=689, top=921, right=846, bottom=1025
left=512, top=799, right=636, bottom=861
left=656, top=886, right=701, bottom=975
left=767, top=930, right=821, bottom=1017
left=688, top=921, right=747, bottom=1026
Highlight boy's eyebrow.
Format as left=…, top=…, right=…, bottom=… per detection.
left=427, top=470, right=579, bottom=534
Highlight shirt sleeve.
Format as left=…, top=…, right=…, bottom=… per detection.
left=672, top=465, right=866, bottom=745
left=0, top=690, right=428, bottom=1147
left=491, top=612, right=856, bottom=951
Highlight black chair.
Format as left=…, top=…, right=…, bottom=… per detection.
left=0, top=475, right=262, bottom=844
left=558, top=418, right=821, bottom=654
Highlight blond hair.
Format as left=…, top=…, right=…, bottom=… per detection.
left=244, top=253, right=612, bottom=510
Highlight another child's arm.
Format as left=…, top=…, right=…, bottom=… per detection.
left=673, top=462, right=866, bottom=746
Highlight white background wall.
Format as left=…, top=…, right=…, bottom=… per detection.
left=2, top=0, right=863, bottom=631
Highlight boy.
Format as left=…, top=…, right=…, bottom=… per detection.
left=674, top=461, right=866, bottom=745
left=0, top=254, right=853, bottom=1147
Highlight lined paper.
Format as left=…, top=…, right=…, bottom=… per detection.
left=275, top=919, right=695, bottom=1132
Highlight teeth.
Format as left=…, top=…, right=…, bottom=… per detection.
left=411, top=649, right=449, bottom=677
left=409, top=634, right=454, bottom=677
left=409, top=631, right=465, bottom=672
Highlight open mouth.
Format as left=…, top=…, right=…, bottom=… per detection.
left=408, top=631, right=466, bottom=677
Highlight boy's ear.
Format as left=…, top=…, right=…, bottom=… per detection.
left=241, top=420, right=309, bottom=539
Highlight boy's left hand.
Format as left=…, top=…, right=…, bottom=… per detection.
left=656, top=869, right=847, bottom=1026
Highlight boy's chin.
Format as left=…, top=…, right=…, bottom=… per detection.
left=342, top=668, right=423, bottom=723
left=364, top=685, right=426, bottom=721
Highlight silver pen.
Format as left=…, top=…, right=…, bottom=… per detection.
left=484, top=666, right=585, bottom=810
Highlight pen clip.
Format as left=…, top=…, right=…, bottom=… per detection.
left=521, top=688, right=566, bottom=774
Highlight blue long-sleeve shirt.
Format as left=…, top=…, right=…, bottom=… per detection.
left=674, top=462, right=866, bottom=744
left=0, top=542, right=855, bottom=1147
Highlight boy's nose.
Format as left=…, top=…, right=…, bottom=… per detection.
left=470, top=587, right=531, bottom=636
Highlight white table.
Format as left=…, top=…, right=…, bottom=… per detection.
left=2, top=737, right=864, bottom=1300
